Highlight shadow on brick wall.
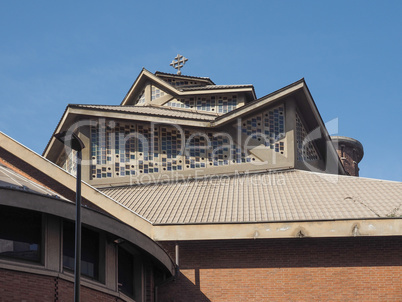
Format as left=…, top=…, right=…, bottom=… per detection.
left=160, top=236, right=402, bottom=270
left=157, top=268, right=211, bottom=302
left=155, top=237, right=402, bottom=301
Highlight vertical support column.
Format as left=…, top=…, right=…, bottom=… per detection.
left=285, top=99, right=297, bottom=169
left=144, top=83, right=152, bottom=106
left=45, top=215, right=61, bottom=272
left=105, top=240, right=117, bottom=290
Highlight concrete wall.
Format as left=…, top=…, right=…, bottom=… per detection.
left=157, top=237, right=402, bottom=301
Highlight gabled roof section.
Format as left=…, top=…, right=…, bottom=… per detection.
left=209, top=78, right=344, bottom=173
left=43, top=77, right=342, bottom=175
left=120, top=68, right=256, bottom=106
left=213, top=78, right=307, bottom=126
left=42, top=103, right=217, bottom=159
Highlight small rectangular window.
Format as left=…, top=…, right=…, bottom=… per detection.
left=118, top=246, right=134, bottom=297
left=118, top=245, right=143, bottom=301
left=63, top=221, right=100, bottom=280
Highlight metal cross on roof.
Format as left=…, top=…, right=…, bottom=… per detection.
left=170, top=54, right=188, bottom=75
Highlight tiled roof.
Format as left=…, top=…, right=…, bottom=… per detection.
left=180, top=84, right=254, bottom=91
left=100, top=170, right=402, bottom=224
left=0, top=163, right=67, bottom=201
left=70, top=104, right=218, bottom=121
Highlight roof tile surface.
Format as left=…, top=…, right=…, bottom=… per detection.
left=100, top=170, right=402, bottom=224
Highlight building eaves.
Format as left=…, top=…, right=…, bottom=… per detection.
left=69, top=104, right=218, bottom=121
left=180, top=84, right=254, bottom=91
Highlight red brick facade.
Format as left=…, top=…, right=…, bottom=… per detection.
left=0, top=268, right=125, bottom=302
left=335, top=146, right=359, bottom=176
left=157, top=237, right=402, bottom=301
left=331, top=136, right=364, bottom=177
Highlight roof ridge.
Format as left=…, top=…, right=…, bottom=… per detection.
left=155, top=70, right=213, bottom=81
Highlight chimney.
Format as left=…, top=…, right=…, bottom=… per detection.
left=331, top=136, right=364, bottom=176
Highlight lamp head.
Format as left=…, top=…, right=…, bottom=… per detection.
left=54, top=131, right=85, bottom=152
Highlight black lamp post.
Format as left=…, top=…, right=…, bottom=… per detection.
left=54, top=131, right=85, bottom=302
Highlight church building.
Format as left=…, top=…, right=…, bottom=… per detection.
left=1, top=56, right=401, bottom=301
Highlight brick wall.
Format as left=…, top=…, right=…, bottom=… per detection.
left=157, top=236, right=402, bottom=302
left=0, top=268, right=125, bottom=302
left=335, top=146, right=359, bottom=176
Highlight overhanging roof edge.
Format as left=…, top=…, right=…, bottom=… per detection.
left=152, top=218, right=402, bottom=241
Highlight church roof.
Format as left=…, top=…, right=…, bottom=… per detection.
left=120, top=68, right=256, bottom=106
left=99, top=169, right=402, bottom=225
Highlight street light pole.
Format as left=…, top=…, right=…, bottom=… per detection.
left=74, top=147, right=82, bottom=302
left=54, top=131, right=85, bottom=302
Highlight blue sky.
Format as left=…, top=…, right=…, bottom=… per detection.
left=0, top=1, right=401, bottom=181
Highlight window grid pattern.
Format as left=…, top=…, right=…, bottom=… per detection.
left=164, top=95, right=238, bottom=114
left=241, top=106, right=286, bottom=154
left=151, top=86, right=166, bottom=101
left=296, top=113, right=320, bottom=161
left=89, top=121, right=257, bottom=179
left=162, top=78, right=207, bottom=88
